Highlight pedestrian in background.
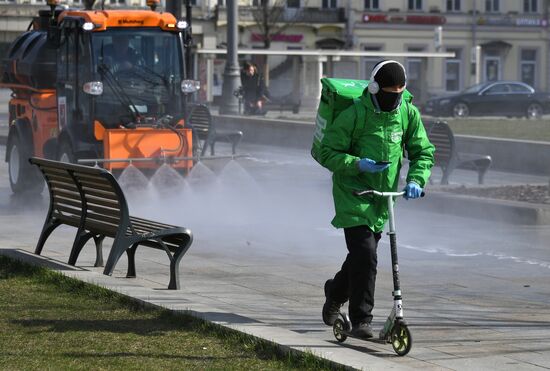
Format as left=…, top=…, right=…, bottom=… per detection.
left=240, top=61, right=269, bottom=115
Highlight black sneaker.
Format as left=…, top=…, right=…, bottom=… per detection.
left=351, top=322, right=373, bottom=339
left=322, top=279, right=343, bottom=326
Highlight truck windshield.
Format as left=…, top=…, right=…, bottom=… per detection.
left=91, top=28, right=184, bottom=127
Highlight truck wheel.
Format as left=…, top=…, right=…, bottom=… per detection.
left=57, top=141, right=76, bottom=163
left=8, top=134, right=44, bottom=194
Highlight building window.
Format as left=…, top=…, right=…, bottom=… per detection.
left=485, top=0, right=499, bottom=12
left=445, top=49, right=461, bottom=92
left=408, top=0, right=422, bottom=11
left=287, top=0, right=300, bottom=8
left=218, top=0, right=225, bottom=6
left=523, top=0, right=538, bottom=13
left=520, top=49, right=536, bottom=87
left=365, top=0, right=379, bottom=9
left=446, top=0, right=460, bottom=12
left=322, top=0, right=337, bottom=8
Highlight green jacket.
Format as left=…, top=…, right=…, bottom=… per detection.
left=318, top=92, right=435, bottom=232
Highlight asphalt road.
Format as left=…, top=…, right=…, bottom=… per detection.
left=1, top=142, right=550, bottom=370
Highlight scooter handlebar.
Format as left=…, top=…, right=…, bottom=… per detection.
left=353, top=190, right=425, bottom=198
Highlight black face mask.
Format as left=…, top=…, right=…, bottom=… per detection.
left=375, top=90, right=403, bottom=112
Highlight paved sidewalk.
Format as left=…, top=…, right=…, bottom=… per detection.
left=1, top=142, right=550, bottom=370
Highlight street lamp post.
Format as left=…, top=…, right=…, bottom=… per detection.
left=219, top=0, right=240, bottom=114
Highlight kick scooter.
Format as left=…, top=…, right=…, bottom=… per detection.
left=332, top=189, right=422, bottom=356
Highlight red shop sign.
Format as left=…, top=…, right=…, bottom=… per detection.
left=251, top=33, right=303, bottom=43
left=406, top=15, right=446, bottom=25
left=363, top=13, right=388, bottom=23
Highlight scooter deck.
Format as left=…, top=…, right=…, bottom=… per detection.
left=339, top=331, right=389, bottom=344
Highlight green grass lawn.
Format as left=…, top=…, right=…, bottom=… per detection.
left=0, top=256, right=337, bottom=371
left=444, top=118, right=550, bottom=142
left=279, top=111, right=550, bottom=142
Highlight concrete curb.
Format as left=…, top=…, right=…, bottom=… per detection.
left=0, top=248, right=412, bottom=371
left=422, top=190, right=550, bottom=225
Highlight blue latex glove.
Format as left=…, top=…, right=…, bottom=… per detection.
left=357, top=158, right=391, bottom=173
left=403, top=181, right=422, bottom=200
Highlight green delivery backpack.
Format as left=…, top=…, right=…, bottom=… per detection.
left=311, top=77, right=413, bottom=165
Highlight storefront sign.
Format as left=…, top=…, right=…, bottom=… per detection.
left=406, top=15, right=446, bottom=25
left=251, top=33, right=303, bottom=43
left=363, top=13, right=445, bottom=25
left=516, top=17, right=547, bottom=27
left=477, top=16, right=548, bottom=27
left=362, top=14, right=388, bottom=23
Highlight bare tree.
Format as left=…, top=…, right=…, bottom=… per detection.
left=250, top=0, right=304, bottom=82
left=251, top=0, right=293, bottom=50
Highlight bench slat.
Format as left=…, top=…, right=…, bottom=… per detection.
left=86, top=203, right=121, bottom=218
left=81, top=186, right=119, bottom=201
left=41, top=166, right=69, bottom=177
left=53, top=205, right=83, bottom=219
left=131, top=216, right=175, bottom=230
left=45, top=172, right=74, bottom=183
left=84, top=195, right=120, bottom=209
left=51, top=211, right=81, bottom=227
left=82, top=218, right=119, bottom=236
left=53, top=197, right=83, bottom=209
left=77, top=178, right=115, bottom=192
left=86, top=212, right=121, bottom=227
left=50, top=187, right=81, bottom=200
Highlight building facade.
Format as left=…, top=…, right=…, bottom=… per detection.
left=1, top=0, right=549, bottom=104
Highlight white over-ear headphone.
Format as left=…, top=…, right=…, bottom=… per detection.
left=367, top=60, right=407, bottom=95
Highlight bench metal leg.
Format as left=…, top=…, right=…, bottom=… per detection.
left=35, top=218, right=62, bottom=256
left=478, top=168, right=488, bottom=185
left=68, top=232, right=104, bottom=267
left=68, top=230, right=90, bottom=266
left=210, top=141, right=215, bottom=156
left=167, top=237, right=193, bottom=290
left=126, top=243, right=139, bottom=278
left=93, top=235, right=105, bottom=267
left=201, top=139, right=209, bottom=157
left=229, top=133, right=243, bottom=155
left=103, top=235, right=132, bottom=277
left=440, top=167, right=451, bottom=185
left=474, top=159, right=492, bottom=185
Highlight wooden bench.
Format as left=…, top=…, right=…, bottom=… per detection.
left=187, top=104, right=243, bottom=156
left=424, top=120, right=492, bottom=185
left=29, top=157, right=193, bottom=290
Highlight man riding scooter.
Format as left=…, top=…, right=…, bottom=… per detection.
left=316, top=60, right=435, bottom=339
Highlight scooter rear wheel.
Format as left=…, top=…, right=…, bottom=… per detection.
left=391, top=324, right=412, bottom=356
left=333, top=318, right=348, bottom=343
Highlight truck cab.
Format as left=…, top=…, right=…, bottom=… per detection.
left=2, top=6, right=199, bottom=193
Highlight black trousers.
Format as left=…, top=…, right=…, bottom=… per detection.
left=329, top=225, right=381, bottom=325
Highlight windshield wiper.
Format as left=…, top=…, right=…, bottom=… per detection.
left=98, top=63, right=141, bottom=124
left=131, top=65, right=169, bottom=87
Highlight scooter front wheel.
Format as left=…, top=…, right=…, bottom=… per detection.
left=333, top=318, right=348, bottom=343
left=391, top=324, right=412, bottom=356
